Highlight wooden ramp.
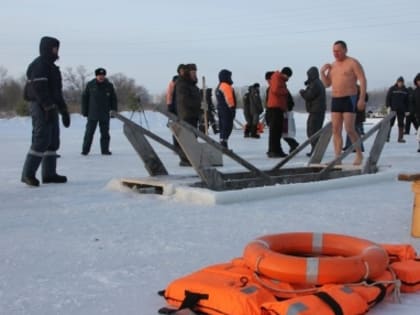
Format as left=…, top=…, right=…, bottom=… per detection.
left=114, top=109, right=395, bottom=193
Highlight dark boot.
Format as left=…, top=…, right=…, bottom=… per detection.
left=42, top=155, right=67, bottom=183
left=82, top=133, right=93, bottom=155
left=284, top=137, right=299, bottom=153
left=244, top=124, right=250, bottom=138
left=250, top=124, right=260, bottom=138
left=21, top=154, right=42, bottom=187
left=100, top=135, right=111, bottom=155
left=212, top=122, right=219, bottom=134
left=220, top=140, right=228, bottom=148
left=398, top=127, right=406, bottom=143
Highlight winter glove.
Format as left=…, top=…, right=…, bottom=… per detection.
left=61, top=111, right=71, bottom=128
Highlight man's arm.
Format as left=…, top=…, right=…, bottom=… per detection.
left=320, top=64, right=332, bottom=88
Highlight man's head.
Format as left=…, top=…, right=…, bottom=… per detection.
left=95, top=68, right=107, bottom=83
left=414, top=73, right=420, bottom=87
left=396, top=76, right=405, bottom=88
left=218, top=69, right=233, bottom=85
left=281, top=67, right=293, bottom=80
left=39, top=36, right=60, bottom=62
left=185, top=63, right=198, bottom=83
left=177, top=64, right=186, bottom=76
left=333, top=40, right=348, bottom=61
left=265, top=71, right=274, bottom=82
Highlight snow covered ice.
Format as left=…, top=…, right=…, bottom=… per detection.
left=1, top=111, right=420, bottom=314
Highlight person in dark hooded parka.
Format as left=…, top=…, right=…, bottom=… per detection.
left=21, top=36, right=71, bottom=186
left=216, top=69, right=237, bottom=148
left=299, top=66, right=326, bottom=156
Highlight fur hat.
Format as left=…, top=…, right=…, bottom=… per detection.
left=95, top=68, right=106, bottom=76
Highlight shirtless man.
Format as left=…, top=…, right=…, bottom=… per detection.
left=321, top=40, right=367, bottom=165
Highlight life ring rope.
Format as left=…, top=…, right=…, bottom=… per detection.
left=253, top=267, right=401, bottom=299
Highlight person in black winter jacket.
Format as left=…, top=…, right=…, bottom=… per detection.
left=243, top=83, right=263, bottom=138
left=300, top=66, right=326, bottom=156
left=175, top=63, right=201, bottom=165
left=21, top=36, right=71, bottom=187
left=386, top=76, right=409, bottom=142
left=81, top=68, right=118, bottom=155
left=413, top=73, right=420, bottom=152
left=404, top=87, right=418, bottom=134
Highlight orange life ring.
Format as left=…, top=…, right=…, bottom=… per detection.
left=243, top=232, right=389, bottom=285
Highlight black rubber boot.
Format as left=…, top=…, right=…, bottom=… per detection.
left=101, top=136, right=111, bottom=155
left=250, top=124, right=260, bottom=138
left=21, top=154, right=42, bottom=187
left=398, top=127, right=406, bottom=143
left=42, top=155, right=67, bottom=183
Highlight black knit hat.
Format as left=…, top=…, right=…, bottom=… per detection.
left=397, top=76, right=404, bottom=82
left=281, top=67, right=293, bottom=78
left=186, top=63, right=197, bottom=71
left=265, top=71, right=274, bottom=80
left=95, top=68, right=106, bottom=76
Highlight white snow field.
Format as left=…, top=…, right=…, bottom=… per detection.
left=1, top=111, right=420, bottom=314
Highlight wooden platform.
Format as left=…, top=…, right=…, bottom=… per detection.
left=117, top=169, right=396, bottom=205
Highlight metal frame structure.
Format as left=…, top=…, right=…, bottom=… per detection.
left=112, top=110, right=395, bottom=192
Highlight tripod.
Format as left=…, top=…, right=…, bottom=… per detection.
left=129, top=98, right=149, bottom=129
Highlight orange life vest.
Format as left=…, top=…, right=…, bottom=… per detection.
left=162, top=258, right=277, bottom=315
left=261, top=285, right=368, bottom=315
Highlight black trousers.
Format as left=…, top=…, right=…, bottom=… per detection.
left=405, top=113, right=419, bottom=133
left=266, top=108, right=285, bottom=154
left=82, top=119, right=110, bottom=153
left=307, top=112, right=325, bottom=152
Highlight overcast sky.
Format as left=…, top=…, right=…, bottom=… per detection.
left=1, top=0, right=420, bottom=95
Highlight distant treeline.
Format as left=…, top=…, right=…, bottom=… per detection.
left=0, top=65, right=152, bottom=117
left=0, top=64, right=390, bottom=117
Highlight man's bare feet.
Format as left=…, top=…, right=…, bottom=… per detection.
left=353, top=153, right=363, bottom=166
